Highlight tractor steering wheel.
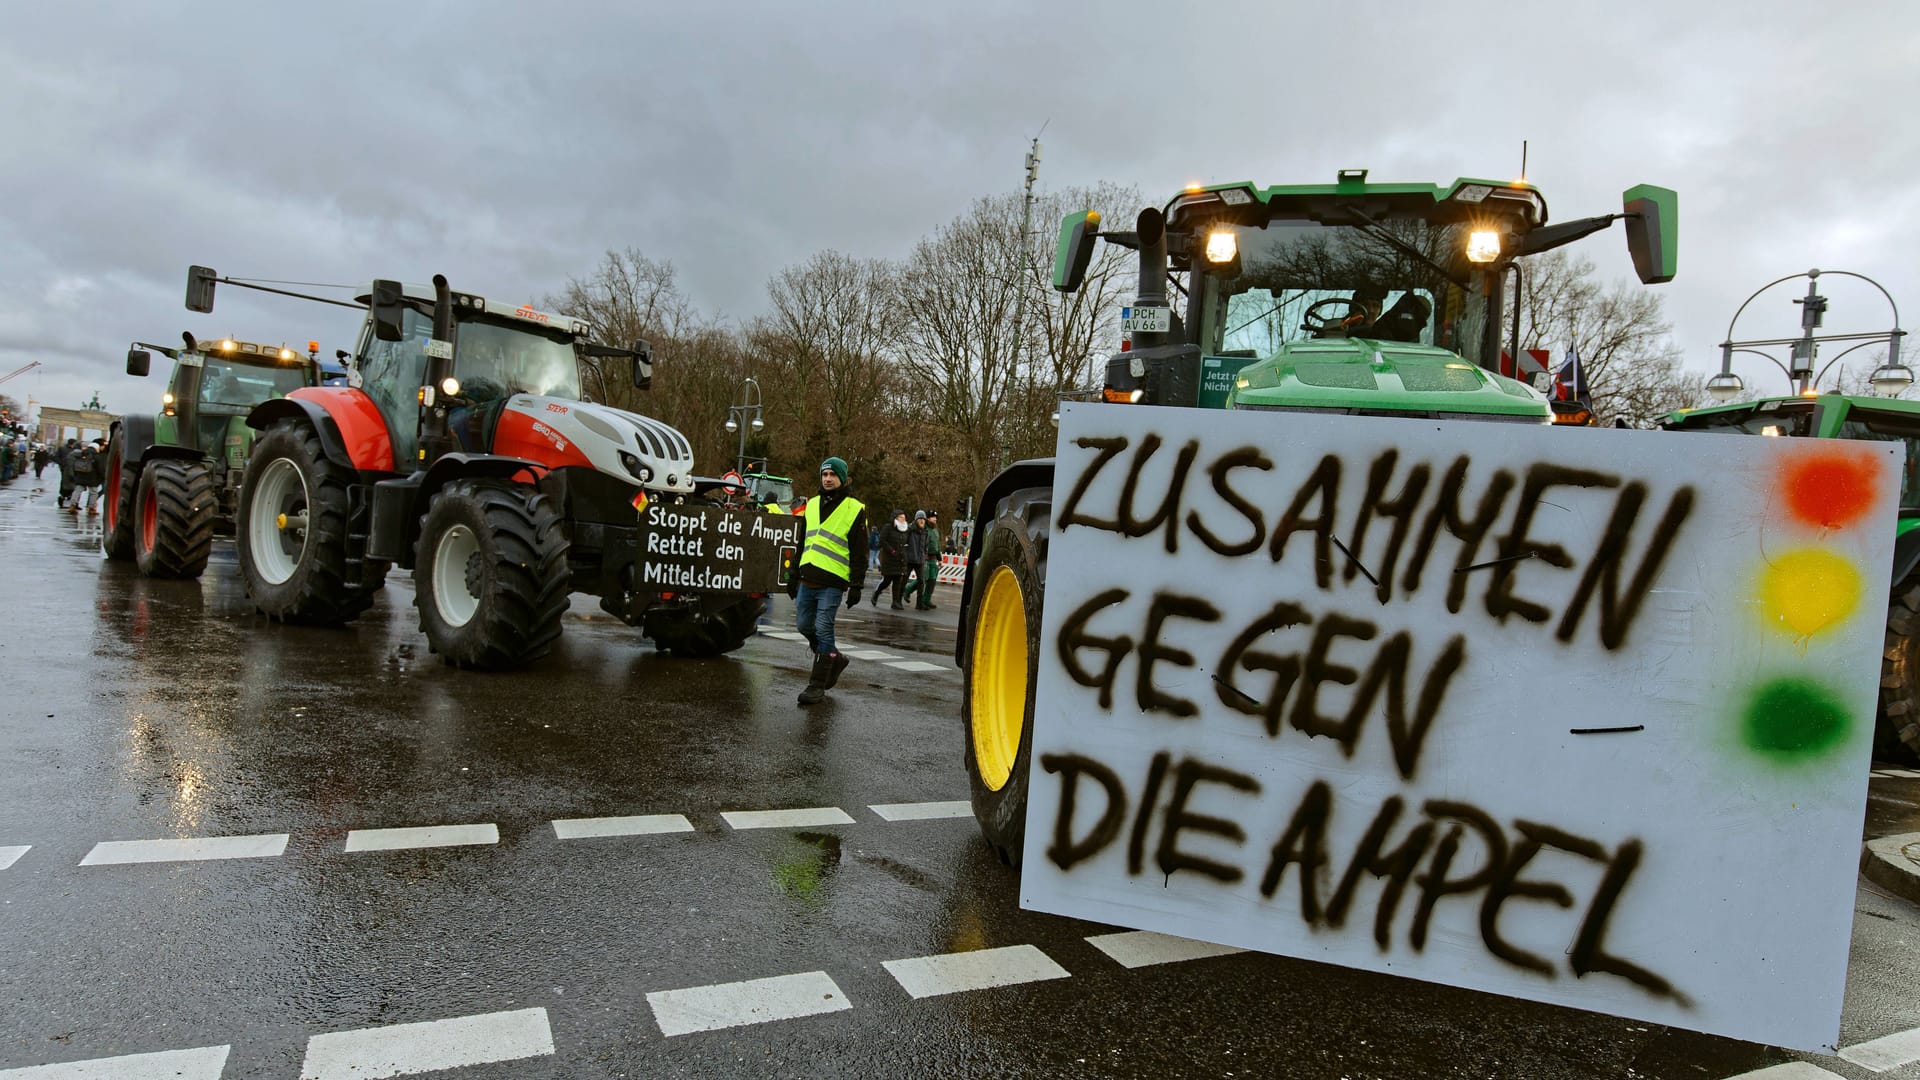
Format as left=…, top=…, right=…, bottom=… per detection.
left=1301, top=297, right=1367, bottom=333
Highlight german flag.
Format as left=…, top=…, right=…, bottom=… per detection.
left=631, top=489, right=649, bottom=516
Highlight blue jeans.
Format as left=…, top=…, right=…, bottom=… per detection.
left=794, top=582, right=846, bottom=656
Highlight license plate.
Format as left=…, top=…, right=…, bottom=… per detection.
left=1121, top=305, right=1170, bottom=333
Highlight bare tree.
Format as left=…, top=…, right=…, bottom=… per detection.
left=745, top=250, right=903, bottom=487
left=1514, top=251, right=1700, bottom=426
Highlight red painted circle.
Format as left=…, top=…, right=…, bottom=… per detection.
left=1782, top=450, right=1880, bottom=531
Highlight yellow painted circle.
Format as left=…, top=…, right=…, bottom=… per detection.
left=1760, top=548, right=1862, bottom=639
left=970, top=564, right=1029, bottom=792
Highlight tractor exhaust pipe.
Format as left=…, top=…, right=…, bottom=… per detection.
left=1134, top=207, right=1168, bottom=348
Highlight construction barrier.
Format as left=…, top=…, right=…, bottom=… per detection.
left=937, top=553, right=968, bottom=583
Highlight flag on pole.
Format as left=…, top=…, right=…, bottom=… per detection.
left=632, top=489, right=650, bottom=516
left=1556, top=343, right=1591, bottom=408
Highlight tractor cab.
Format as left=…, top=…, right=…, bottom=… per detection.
left=1665, top=394, right=1920, bottom=513
left=1055, top=171, right=1676, bottom=422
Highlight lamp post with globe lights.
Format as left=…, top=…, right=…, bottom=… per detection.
left=723, top=377, right=765, bottom=480
left=1707, top=269, right=1908, bottom=403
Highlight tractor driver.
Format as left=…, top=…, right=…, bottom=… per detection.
left=449, top=375, right=508, bottom=452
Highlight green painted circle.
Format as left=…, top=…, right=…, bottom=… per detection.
left=1740, top=678, right=1851, bottom=762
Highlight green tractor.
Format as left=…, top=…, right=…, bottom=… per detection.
left=1664, top=393, right=1920, bottom=761
left=955, top=169, right=1677, bottom=865
left=103, top=334, right=319, bottom=578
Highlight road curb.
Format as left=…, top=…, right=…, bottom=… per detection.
left=1861, top=832, right=1920, bottom=905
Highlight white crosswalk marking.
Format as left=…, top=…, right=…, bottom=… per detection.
left=0, top=1044, right=230, bottom=1079
left=80, top=833, right=288, bottom=866
left=1725, top=1063, right=1847, bottom=1079
left=647, top=970, right=851, bottom=1036
left=299, top=1007, right=553, bottom=1079
left=885, top=660, right=947, bottom=673
left=552, top=814, right=694, bottom=839
left=759, top=630, right=809, bottom=641
left=1839, top=1024, right=1920, bottom=1071
left=841, top=649, right=898, bottom=660
left=1086, top=930, right=1247, bottom=968
left=0, top=845, right=28, bottom=870
left=882, top=944, right=1070, bottom=998
left=721, top=807, right=854, bottom=829
left=343, top=824, right=498, bottom=852
left=868, top=801, right=971, bottom=821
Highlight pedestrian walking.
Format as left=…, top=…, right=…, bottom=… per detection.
left=71, top=437, right=104, bottom=514
left=787, top=456, right=869, bottom=705
left=32, top=443, right=50, bottom=480
left=54, top=438, right=79, bottom=508
left=870, top=509, right=912, bottom=610
left=903, top=510, right=943, bottom=610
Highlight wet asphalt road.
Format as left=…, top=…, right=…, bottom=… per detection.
left=2, top=472, right=1918, bottom=1080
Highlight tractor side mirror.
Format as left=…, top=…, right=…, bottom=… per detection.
left=185, top=265, right=218, bottom=313
left=1622, top=184, right=1677, bottom=285
left=126, top=349, right=151, bottom=377
left=1053, top=210, right=1100, bottom=293
left=370, top=279, right=407, bottom=342
left=631, top=338, right=654, bottom=390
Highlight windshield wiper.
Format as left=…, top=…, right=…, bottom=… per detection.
left=1342, top=208, right=1474, bottom=290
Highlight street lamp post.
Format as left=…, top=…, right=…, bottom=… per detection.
left=723, top=377, right=765, bottom=481
left=1707, top=268, right=1909, bottom=403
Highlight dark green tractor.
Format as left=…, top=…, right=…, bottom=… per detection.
left=103, top=334, right=319, bottom=578
left=1665, top=393, right=1920, bottom=761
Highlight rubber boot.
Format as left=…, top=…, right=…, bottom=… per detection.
left=798, top=655, right=830, bottom=705
left=823, top=650, right=849, bottom=689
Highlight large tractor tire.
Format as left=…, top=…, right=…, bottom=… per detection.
left=100, top=435, right=137, bottom=561
left=237, top=418, right=379, bottom=625
left=961, top=486, right=1051, bottom=867
left=648, top=596, right=763, bottom=658
left=1878, top=573, right=1920, bottom=763
left=413, top=478, right=570, bottom=670
left=133, top=458, right=215, bottom=579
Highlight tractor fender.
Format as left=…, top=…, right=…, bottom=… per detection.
left=1893, top=524, right=1920, bottom=588
left=955, top=458, right=1056, bottom=666
left=250, top=388, right=395, bottom=473
left=368, top=453, right=551, bottom=568
left=109, top=414, right=156, bottom=468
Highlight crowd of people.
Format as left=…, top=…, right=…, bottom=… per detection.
left=0, top=435, right=106, bottom=512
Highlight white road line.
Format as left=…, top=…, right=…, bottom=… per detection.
left=299, top=1007, right=553, bottom=1079
left=1086, top=930, right=1247, bottom=969
left=885, top=660, right=948, bottom=673
left=343, top=824, right=498, bottom=853
left=882, top=944, right=1070, bottom=998
left=80, top=833, right=289, bottom=866
left=760, top=630, right=808, bottom=641
left=0, top=845, right=28, bottom=870
left=552, top=814, right=694, bottom=839
left=841, top=649, right=897, bottom=660
left=1880, top=769, right=1920, bottom=779
left=1725, top=1064, right=1848, bottom=1079
left=869, top=800, right=971, bottom=821
left=647, top=970, right=851, bottom=1037
left=721, top=807, right=855, bottom=830
left=1839, top=1025, right=1920, bottom=1071
left=0, top=1044, right=230, bottom=1079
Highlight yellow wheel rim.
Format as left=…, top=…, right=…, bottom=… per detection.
left=970, top=564, right=1029, bottom=791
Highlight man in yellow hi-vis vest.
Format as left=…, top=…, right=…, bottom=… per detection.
left=786, top=456, right=870, bottom=705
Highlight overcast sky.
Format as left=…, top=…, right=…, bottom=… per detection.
left=2, top=1, right=1914, bottom=421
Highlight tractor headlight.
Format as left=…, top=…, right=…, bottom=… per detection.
left=1466, top=231, right=1502, bottom=263
left=1205, top=229, right=1237, bottom=264
left=221, top=339, right=236, bottom=352
left=440, top=377, right=460, bottom=396
left=618, top=450, right=650, bottom=481
left=161, top=392, right=174, bottom=405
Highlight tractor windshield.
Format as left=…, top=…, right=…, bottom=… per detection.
left=198, top=358, right=308, bottom=411
left=454, top=319, right=581, bottom=401
left=1195, top=218, right=1494, bottom=368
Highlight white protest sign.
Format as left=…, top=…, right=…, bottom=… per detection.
left=1022, top=402, right=1898, bottom=1050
